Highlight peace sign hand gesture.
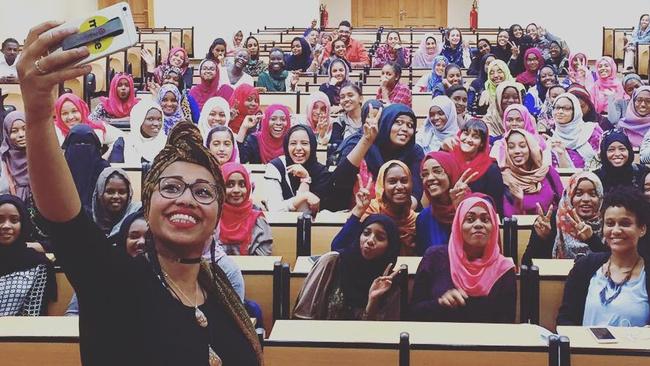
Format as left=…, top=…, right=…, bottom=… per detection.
left=449, top=169, right=478, bottom=208
left=368, top=264, right=399, bottom=301
left=534, top=203, right=554, bottom=239
left=510, top=42, right=520, bottom=58
left=352, top=174, right=373, bottom=218
left=362, top=105, right=382, bottom=145
left=566, top=208, right=593, bottom=241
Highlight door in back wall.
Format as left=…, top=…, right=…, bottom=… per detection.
left=351, top=0, right=447, bottom=28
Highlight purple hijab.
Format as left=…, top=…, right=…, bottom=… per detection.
left=1, top=112, right=29, bottom=201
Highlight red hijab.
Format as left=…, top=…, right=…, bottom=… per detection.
left=451, top=120, right=494, bottom=183
left=448, top=196, right=515, bottom=296
left=189, top=59, right=231, bottom=111
left=54, top=93, right=106, bottom=137
left=422, top=151, right=461, bottom=225
left=516, top=48, right=543, bottom=87
left=98, top=73, right=139, bottom=118
left=218, top=163, right=264, bottom=254
left=255, top=104, right=291, bottom=163
left=228, top=84, right=260, bottom=133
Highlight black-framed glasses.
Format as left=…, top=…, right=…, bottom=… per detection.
left=157, top=176, right=218, bottom=205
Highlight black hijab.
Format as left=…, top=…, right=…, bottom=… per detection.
left=338, top=214, right=400, bottom=308
left=63, top=124, right=110, bottom=215
left=112, top=208, right=145, bottom=252
left=0, top=194, right=56, bottom=305
left=596, top=130, right=648, bottom=193
left=285, top=37, right=313, bottom=72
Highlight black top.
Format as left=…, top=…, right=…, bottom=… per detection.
left=50, top=211, right=259, bottom=366
left=409, top=246, right=517, bottom=323
left=468, top=162, right=505, bottom=216
left=556, top=252, right=650, bottom=326
left=239, top=134, right=262, bottom=164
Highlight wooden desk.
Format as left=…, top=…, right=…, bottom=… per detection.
left=557, top=326, right=650, bottom=366
left=231, top=256, right=281, bottom=335
left=265, top=320, right=551, bottom=366
left=533, top=259, right=573, bottom=332
left=266, top=212, right=301, bottom=268
left=0, top=316, right=81, bottom=366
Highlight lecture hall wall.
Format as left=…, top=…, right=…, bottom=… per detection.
left=0, top=0, right=648, bottom=61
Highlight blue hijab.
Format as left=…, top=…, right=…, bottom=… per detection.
left=427, top=55, right=448, bottom=92
left=285, top=37, right=313, bottom=72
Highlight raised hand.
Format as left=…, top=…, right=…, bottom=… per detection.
left=368, top=263, right=399, bottom=302
left=550, top=139, right=567, bottom=156
left=287, top=164, right=309, bottom=179
left=441, top=136, right=459, bottom=151
left=241, top=115, right=259, bottom=131
left=290, top=71, right=300, bottom=86
left=509, top=42, right=520, bottom=58
left=352, top=174, right=373, bottom=217
left=534, top=203, right=554, bottom=239
left=147, top=79, right=161, bottom=96
left=438, top=287, right=468, bottom=308
left=140, top=48, right=156, bottom=69
left=316, top=113, right=330, bottom=135
left=449, top=169, right=478, bottom=208
left=566, top=208, right=593, bottom=241
left=362, top=105, right=381, bottom=144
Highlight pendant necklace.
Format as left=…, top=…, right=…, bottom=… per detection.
left=162, top=271, right=222, bottom=366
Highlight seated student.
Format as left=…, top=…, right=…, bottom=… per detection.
left=294, top=91, right=332, bottom=145
left=412, top=33, right=440, bottom=69
left=228, top=31, right=245, bottom=58
left=526, top=23, right=569, bottom=61
left=53, top=93, right=111, bottom=147
left=562, top=52, right=590, bottom=88
left=335, top=103, right=425, bottom=210
left=537, top=84, right=566, bottom=133
left=318, top=58, right=350, bottom=107
left=0, top=194, right=55, bottom=316
left=320, top=37, right=352, bottom=75
left=499, top=129, right=562, bottom=217
left=567, top=84, right=612, bottom=131
left=330, top=84, right=365, bottom=147
left=410, top=195, right=516, bottom=323
left=91, top=167, right=141, bottom=238
left=545, top=41, right=569, bottom=75
left=218, top=162, right=272, bottom=256
left=238, top=104, right=290, bottom=164
left=63, top=124, right=110, bottom=214
left=416, top=95, right=459, bottom=154
left=446, top=85, right=469, bottom=128
left=557, top=187, right=650, bottom=327
left=522, top=171, right=606, bottom=265
left=0, top=38, right=19, bottom=82
left=206, top=37, right=228, bottom=66
left=549, top=93, right=602, bottom=169
left=188, top=59, right=232, bottom=113
left=516, top=48, right=544, bottom=89
left=224, top=50, right=255, bottom=88
left=523, top=65, right=558, bottom=118
left=285, top=37, right=312, bottom=72
left=491, top=30, right=515, bottom=63
left=257, top=48, right=298, bottom=93
left=206, top=126, right=239, bottom=166
left=90, top=73, right=139, bottom=122
left=372, top=31, right=410, bottom=68
left=156, top=84, right=186, bottom=135
left=608, top=73, right=643, bottom=128
left=474, top=59, right=514, bottom=117
left=376, top=62, right=412, bottom=108
left=335, top=161, right=418, bottom=255
left=416, top=151, right=462, bottom=255
left=228, top=84, right=260, bottom=134
left=467, top=39, right=492, bottom=76
left=293, top=214, right=401, bottom=320
left=451, top=119, right=505, bottom=215
left=588, top=56, right=625, bottom=114
left=431, top=63, right=463, bottom=98
left=197, top=96, right=231, bottom=140
left=142, top=46, right=193, bottom=88
left=482, top=80, right=525, bottom=138
left=243, top=36, right=267, bottom=77
left=440, top=28, right=471, bottom=68
left=619, top=86, right=650, bottom=148
left=594, top=130, right=648, bottom=193
left=490, top=104, right=551, bottom=164
left=623, top=13, right=650, bottom=71
left=0, top=112, right=30, bottom=201
left=467, top=53, right=496, bottom=115
left=415, top=55, right=447, bottom=93
left=147, top=66, right=195, bottom=122
left=264, top=125, right=329, bottom=214
left=111, top=100, right=165, bottom=165
left=321, top=20, right=370, bottom=68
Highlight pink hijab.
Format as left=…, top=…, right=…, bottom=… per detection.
left=255, top=104, right=291, bottom=163
left=98, top=73, right=139, bottom=118
left=305, top=91, right=331, bottom=132
left=516, top=48, right=543, bottom=87
left=589, top=56, right=625, bottom=114
left=490, top=104, right=547, bottom=164
left=189, top=59, right=232, bottom=111
left=567, top=52, right=588, bottom=85
left=448, top=196, right=515, bottom=297
left=618, top=86, right=650, bottom=147
left=54, top=93, right=106, bottom=137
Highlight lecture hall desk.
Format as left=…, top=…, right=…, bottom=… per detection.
left=557, top=326, right=650, bottom=366
left=264, top=320, right=551, bottom=366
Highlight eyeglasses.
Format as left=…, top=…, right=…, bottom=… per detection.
left=157, top=176, right=218, bottom=205
left=553, top=105, right=572, bottom=112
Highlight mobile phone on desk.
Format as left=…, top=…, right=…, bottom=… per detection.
left=50, top=2, right=138, bottom=66
left=589, top=327, right=617, bottom=343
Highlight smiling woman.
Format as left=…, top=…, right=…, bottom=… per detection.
left=0, top=112, right=30, bottom=201
left=17, top=21, right=262, bottom=365
left=91, top=167, right=141, bottom=238
left=239, top=104, right=290, bottom=164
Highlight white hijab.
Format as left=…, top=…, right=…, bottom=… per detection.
left=416, top=95, right=459, bottom=152
left=124, top=100, right=166, bottom=164
left=198, top=97, right=231, bottom=143
left=551, top=93, right=597, bottom=168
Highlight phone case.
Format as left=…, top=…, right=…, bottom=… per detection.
left=50, top=2, right=138, bottom=65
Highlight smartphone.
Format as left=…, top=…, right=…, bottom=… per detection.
left=589, top=327, right=617, bottom=344
left=50, top=2, right=138, bottom=65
